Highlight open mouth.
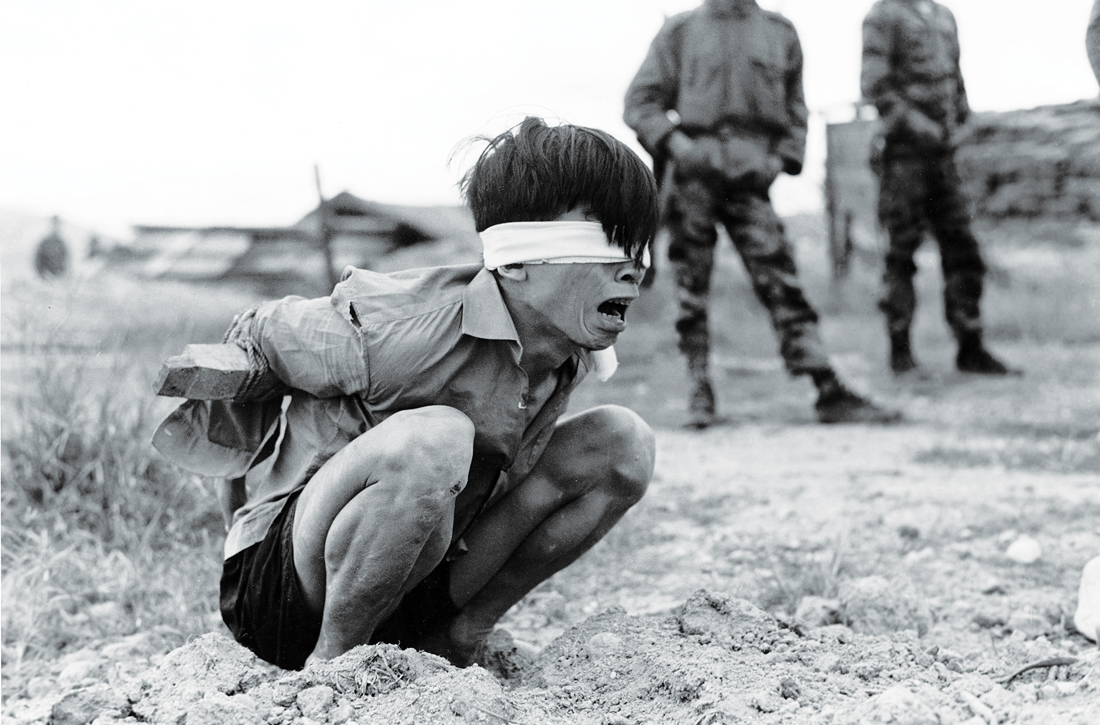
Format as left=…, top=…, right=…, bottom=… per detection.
left=597, top=298, right=632, bottom=323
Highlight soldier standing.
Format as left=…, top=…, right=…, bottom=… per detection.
left=624, top=0, right=900, bottom=427
left=1088, top=0, right=1100, bottom=85
left=34, top=215, right=70, bottom=279
left=862, top=0, right=1016, bottom=376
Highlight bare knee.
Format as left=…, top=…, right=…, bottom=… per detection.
left=318, top=407, right=472, bottom=567
left=372, top=406, right=475, bottom=500
left=572, top=405, right=655, bottom=504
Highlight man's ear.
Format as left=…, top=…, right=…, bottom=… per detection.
left=495, top=263, right=528, bottom=282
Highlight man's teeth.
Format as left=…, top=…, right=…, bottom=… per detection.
left=599, top=299, right=631, bottom=320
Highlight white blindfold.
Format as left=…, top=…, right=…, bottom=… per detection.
left=480, top=220, right=642, bottom=382
left=480, top=221, right=650, bottom=271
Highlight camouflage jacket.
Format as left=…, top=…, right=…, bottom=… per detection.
left=861, top=0, right=970, bottom=151
left=623, top=0, right=808, bottom=176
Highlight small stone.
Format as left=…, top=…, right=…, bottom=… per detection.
left=1073, top=556, right=1100, bottom=642
left=794, top=596, right=840, bottom=627
left=814, top=652, right=842, bottom=673
left=972, top=611, right=1005, bottom=629
left=186, top=692, right=263, bottom=725
left=850, top=685, right=942, bottom=725
left=778, top=677, right=801, bottom=699
left=1007, top=611, right=1050, bottom=638
left=59, top=656, right=108, bottom=689
left=980, top=580, right=1007, bottom=595
left=898, top=525, right=921, bottom=541
left=329, top=699, right=355, bottom=725
left=49, top=684, right=129, bottom=725
left=27, top=676, right=57, bottom=699
left=1005, top=535, right=1042, bottom=564
left=296, top=685, right=335, bottom=721
left=904, top=548, right=935, bottom=563
left=1038, top=683, right=1061, bottom=700
left=749, top=687, right=782, bottom=713
left=585, top=633, right=620, bottom=660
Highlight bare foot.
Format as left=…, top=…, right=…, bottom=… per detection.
left=416, top=613, right=493, bottom=667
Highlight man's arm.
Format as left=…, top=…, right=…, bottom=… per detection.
left=776, top=24, right=808, bottom=176
left=1087, top=0, right=1100, bottom=86
left=860, top=5, right=900, bottom=117
left=158, top=295, right=370, bottom=401
left=623, top=19, right=683, bottom=158
left=861, top=5, right=943, bottom=145
left=943, top=7, right=970, bottom=129
left=250, top=296, right=369, bottom=399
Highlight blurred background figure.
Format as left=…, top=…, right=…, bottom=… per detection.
left=34, top=215, right=70, bottom=279
left=861, top=0, right=1017, bottom=377
left=1089, top=0, right=1100, bottom=85
left=624, top=0, right=899, bottom=428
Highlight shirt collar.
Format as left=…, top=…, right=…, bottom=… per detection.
left=461, top=268, right=593, bottom=381
left=461, top=268, right=521, bottom=342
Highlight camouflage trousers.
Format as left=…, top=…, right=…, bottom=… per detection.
left=665, top=177, right=831, bottom=376
left=877, top=151, right=986, bottom=339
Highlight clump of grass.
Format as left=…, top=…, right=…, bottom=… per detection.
left=1, top=275, right=248, bottom=697
left=757, top=537, right=846, bottom=615
left=2, top=318, right=221, bottom=551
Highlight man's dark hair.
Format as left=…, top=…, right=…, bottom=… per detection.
left=461, top=117, right=658, bottom=265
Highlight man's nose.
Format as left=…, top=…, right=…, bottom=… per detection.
left=616, top=263, right=644, bottom=285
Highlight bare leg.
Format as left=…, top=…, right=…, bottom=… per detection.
left=420, top=405, right=655, bottom=665
left=291, top=406, right=475, bottom=662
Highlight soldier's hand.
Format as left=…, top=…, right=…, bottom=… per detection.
left=666, top=130, right=695, bottom=160
left=901, top=109, right=947, bottom=147
left=755, top=154, right=784, bottom=187
left=668, top=132, right=722, bottom=179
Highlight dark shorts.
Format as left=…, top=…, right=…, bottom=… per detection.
left=220, top=490, right=461, bottom=670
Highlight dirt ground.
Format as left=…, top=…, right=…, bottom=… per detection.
left=3, top=218, right=1099, bottom=724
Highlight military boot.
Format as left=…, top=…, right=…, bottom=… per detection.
left=812, top=370, right=902, bottom=424
left=685, top=357, right=716, bottom=429
left=888, top=329, right=919, bottom=375
left=956, top=334, right=1019, bottom=375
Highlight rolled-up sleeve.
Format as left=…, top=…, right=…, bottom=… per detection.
left=252, top=296, right=370, bottom=398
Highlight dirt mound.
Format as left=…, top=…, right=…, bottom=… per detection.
left=7, top=587, right=1098, bottom=725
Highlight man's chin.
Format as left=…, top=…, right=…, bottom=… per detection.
left=583, top=334, right=619, bottom=352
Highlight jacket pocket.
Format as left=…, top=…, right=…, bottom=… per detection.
left=748, top=56, right=786, bottom=124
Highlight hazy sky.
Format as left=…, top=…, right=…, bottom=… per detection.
left=2, top=0, right=1097, bottom=237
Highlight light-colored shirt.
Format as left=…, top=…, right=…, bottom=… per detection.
left=153, top=264, right=594, bottom=558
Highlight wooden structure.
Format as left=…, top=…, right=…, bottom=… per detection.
left=125, top=192, right=481, bottom=295
left=824, top=116, right=883, bottom=279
